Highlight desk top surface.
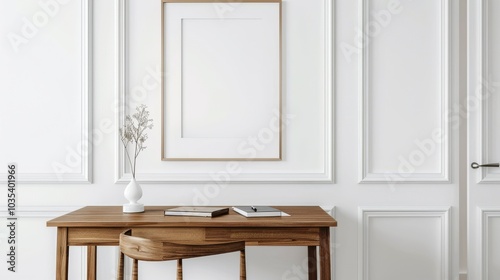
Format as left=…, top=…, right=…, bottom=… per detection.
left=47, top=206, right=337, bottom=228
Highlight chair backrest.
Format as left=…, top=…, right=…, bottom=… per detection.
left=118, top=229, right=246, bottom=280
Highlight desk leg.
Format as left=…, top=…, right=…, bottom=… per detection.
left=308, top=246, right=318, bottom=280
left=319, top=227, right=331, bottom=280
left=56, top=228, right=69, bottom=280
left=87, top=246, right=97, bottom=280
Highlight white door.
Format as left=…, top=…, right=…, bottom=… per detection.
left=468, top=0, right=500, bottom=279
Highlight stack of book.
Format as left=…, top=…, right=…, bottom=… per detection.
left=164, top=206, right=229, bottom=217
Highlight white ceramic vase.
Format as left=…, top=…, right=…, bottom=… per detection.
left=123, top=178, right=144, bottom=213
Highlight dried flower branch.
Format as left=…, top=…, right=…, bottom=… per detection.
left=119, top=104, right=154, bottom=179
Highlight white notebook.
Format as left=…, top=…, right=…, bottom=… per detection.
left=232, top=206, right=282, bottom=217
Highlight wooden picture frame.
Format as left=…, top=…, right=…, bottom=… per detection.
left=161, top=0, right=282, bottom=160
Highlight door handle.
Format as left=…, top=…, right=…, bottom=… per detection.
left=471, top=162, right=500, bottom=169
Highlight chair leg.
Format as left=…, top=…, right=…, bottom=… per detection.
left=240, top=249, right=246, bottom=280
left=117, top=252, right=124, bottom=280
left=177, top=259, right=183, bottom=280
left=132, top=259, right=138, bottom=280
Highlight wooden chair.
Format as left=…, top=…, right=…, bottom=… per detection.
left=117, top=229, right=246, bottom=280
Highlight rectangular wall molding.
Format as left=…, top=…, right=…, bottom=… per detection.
left=0, top=0, right=93, bottom=184
left=359, top=0, right=450, bottom=183
left=358, top=207, right=450, bottom=280
left=476, top=0, right=500, bottom=183
left=114, top=0, right=334, bottom=183
left=479, top=208, right=500, bottom=280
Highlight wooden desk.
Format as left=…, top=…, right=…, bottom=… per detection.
left=47, top=206, right=337, bottom=280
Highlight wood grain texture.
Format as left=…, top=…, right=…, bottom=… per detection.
left=308, top=246, right=318, bottom=280
left=117, top=251, right=124, bottom=280
left=206, top=227, right=320, bottom=246
left=177, top=259, right=182, bottom=280
left=120, top=229, right=246, bottom=261
left=319, top=227, right=331, bottom=280
left=48, top=206, right=336, bottom=280
left=47, top=206, right=337, bottom=228
left=56, top=227, right=68, bottom=280
left=86, top=246, right=96, bottom=280
left=132, top=258, right=138, bottom=280
left=68, top=227, right=127, bottom=246
left=68, top=227, right=320, bottom=246
left=119, top=229, right=246, bottom=279
left=240, top=250, right=246, bottom=280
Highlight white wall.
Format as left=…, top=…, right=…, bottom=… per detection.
left=0, top=0, right=465, bottom=279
